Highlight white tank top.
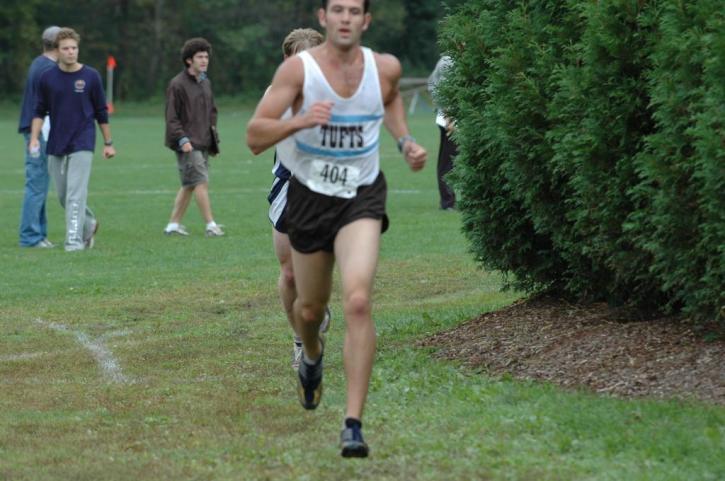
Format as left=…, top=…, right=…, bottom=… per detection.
left=282, top=47, right=384, bottom=198
left=273, top=107, right=294, bottom=176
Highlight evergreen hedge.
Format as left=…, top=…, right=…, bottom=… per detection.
left=437, top=0, right=724, bottom=321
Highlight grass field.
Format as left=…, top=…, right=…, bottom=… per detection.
left=0, top=104, right=722, bottom=480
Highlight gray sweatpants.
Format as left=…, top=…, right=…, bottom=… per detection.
left=49, top=151, right=96, bottom=251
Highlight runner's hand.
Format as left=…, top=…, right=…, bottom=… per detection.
left=403, top=141, right=426, bottom=171
left=103, top=145, right=116, bottom=159
left=181, top=142, right=193, bottom=153
left=299, top=101, right=334, bottom=128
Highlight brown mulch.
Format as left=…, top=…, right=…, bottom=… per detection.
left=418, top=296, right=725, bottom=404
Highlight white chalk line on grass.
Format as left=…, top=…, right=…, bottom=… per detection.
left=0, top=329, right=132, bottom=363
left=33, top=319, right=131, bottom=384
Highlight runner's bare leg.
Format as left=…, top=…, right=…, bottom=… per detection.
left=334, top=218, right=381, bottom=420
left=291, top=249, right=334, bottom=360
left=274, top=231, right=297, bottom=331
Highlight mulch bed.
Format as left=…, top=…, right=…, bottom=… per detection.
left=419, top=296, right=725, bottom=404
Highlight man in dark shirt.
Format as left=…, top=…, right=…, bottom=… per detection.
left=18, top=26, right=60, bottom=248
left=163, top=37, right=223, bottom=237
left=29, top=28, right=116, bottom=252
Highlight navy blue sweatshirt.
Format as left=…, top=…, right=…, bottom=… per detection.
left=34, top=65, right=109, bottom=156
left=18, top=55, right=57, bottom=134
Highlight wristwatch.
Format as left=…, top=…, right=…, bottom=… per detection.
left=397, top=134, right=416, bottom=153
left=104, top=139, right=113, bottom=146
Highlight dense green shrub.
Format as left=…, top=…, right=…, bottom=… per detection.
left=437, top=0, right=724, bottom=321
left=628, top=1, right=725, bottom=319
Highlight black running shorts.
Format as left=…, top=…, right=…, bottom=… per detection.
left=286, top=171, right=390, bottom=253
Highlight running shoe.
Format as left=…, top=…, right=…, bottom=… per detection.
left=85, top=220, right=99, bottom=249
left=164, top=224, right=189, bottom=236
left=340, top=419, right=369, bottom=458
left=33, top=239, right=55, bottom=248
left=296, top=341, right=323, bottom=410
left=291, top=339, right=303, bottom=371
left=320, top=306, right=332, bottom=334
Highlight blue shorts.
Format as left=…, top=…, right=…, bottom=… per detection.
left=267, top=175, right=289, bottom=234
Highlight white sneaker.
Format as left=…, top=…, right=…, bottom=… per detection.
left=205, top=224, right=225, bottom=237
left=320, top=306, right=332, bottom=334
left=164, top=224, right=189, bottom=236
left=292, top=340, right=303, bottom=371
left=84, top=220, right=99, bottom=249
left=33, top=239, right=55, bottom=248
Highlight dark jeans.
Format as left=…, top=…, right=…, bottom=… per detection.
left=19, top=132, right=49, bottom=246
left=437, top=126, right=457, bottom=209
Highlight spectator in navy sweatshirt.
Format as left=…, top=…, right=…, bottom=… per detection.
left=29, top=27, right=116, bottom=252
left=18, top=26, right=60, bottom=248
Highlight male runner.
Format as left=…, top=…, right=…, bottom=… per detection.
left=247, top=0, right=426, bottom=458
left=267, top=28, right=331, bottom=371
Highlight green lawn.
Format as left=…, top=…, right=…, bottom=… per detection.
left=0, top=104, right=722, bottom=480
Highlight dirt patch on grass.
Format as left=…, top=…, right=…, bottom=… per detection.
left=419, top=297, right=725, bottom=404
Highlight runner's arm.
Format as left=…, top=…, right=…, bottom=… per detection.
left=246, top=57, right=332, bottom=155
left=379, top=54, right=426, bottom=171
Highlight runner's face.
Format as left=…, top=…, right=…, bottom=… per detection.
left=319, top=0, right=370, bottom=49
left=58, top=39, right=79, bottom=67
left=187, top=51, right=209, bottom=75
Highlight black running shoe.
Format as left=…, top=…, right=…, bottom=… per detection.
left=297, top=348, right=323, bottom=410
left=340, top=419, right=369, bottom=458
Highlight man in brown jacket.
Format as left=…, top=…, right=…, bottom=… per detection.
left=163, top=37, right=223, bottom=237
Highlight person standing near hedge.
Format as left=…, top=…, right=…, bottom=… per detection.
left=18, top=26, right=60, bottom=248
left=428, top=55, right=457, bottom=210
left=29, top=27, right=116, bottom=252
left=163, top=38, right=224, bottom=237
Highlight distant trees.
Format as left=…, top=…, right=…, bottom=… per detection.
left=0, top=0, right=38, bottom=96
left=1, top=0, right=464, bottom=101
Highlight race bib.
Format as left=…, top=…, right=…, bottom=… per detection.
left=307, top=160, right=360, bottom=198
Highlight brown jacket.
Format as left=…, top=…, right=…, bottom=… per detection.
left=164, top=70, right=219, bottom=154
